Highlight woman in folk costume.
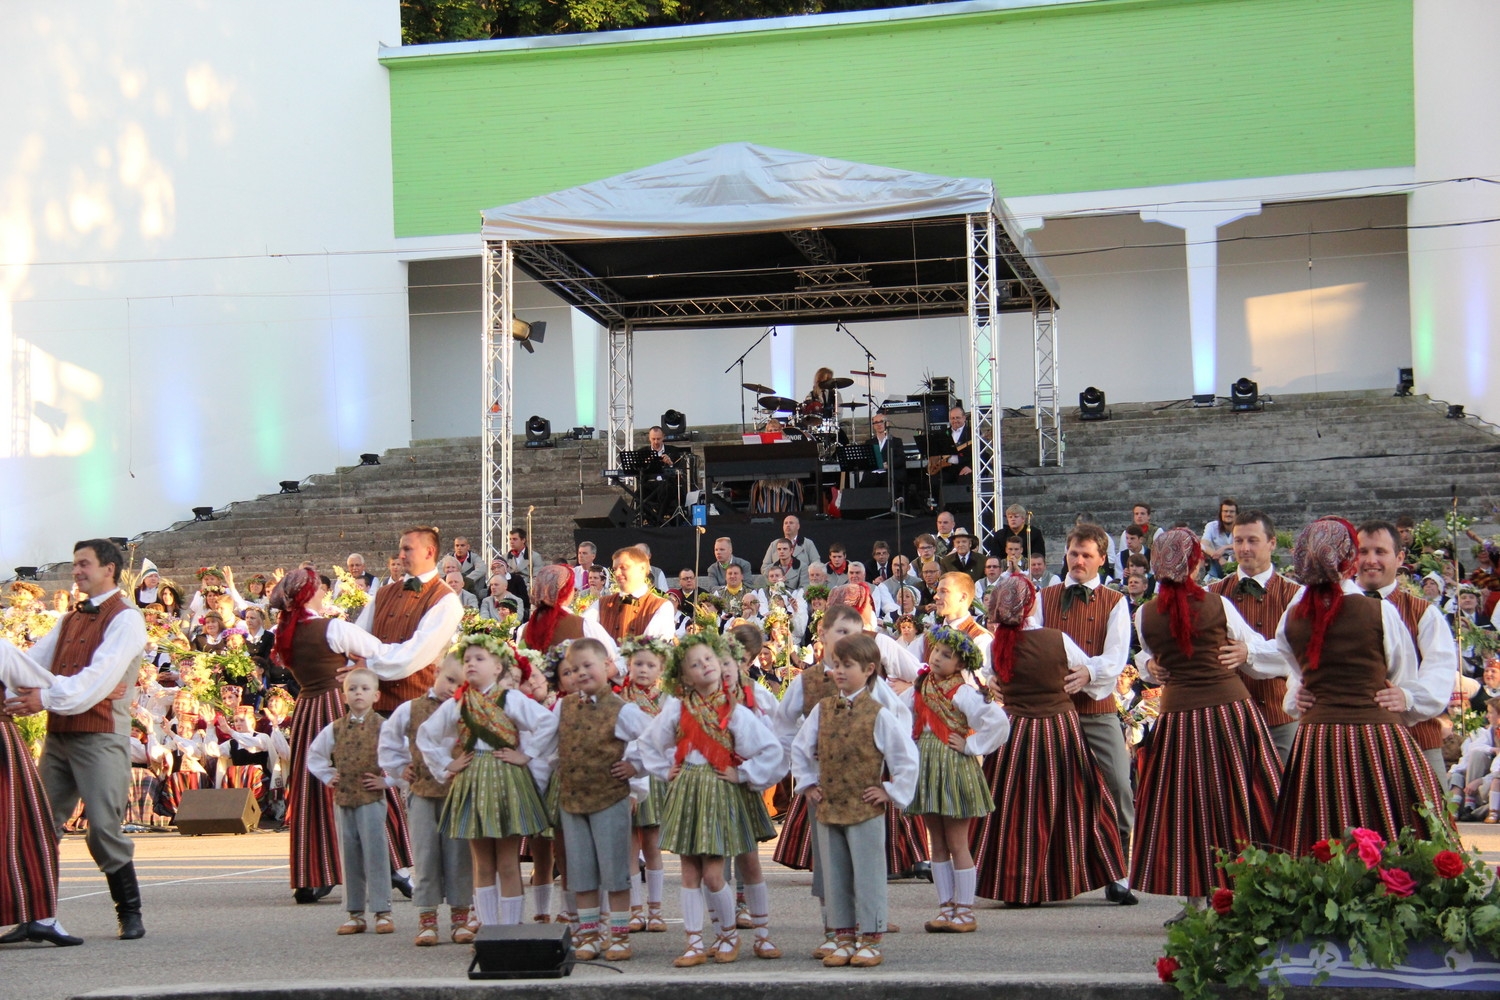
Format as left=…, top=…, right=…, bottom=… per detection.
left=522, top=565, right=618, bottom=658
left=1271, top=517, right=1446, bottom=853
left=1130, top=528, right=1284, bottom=922
left=971, top=575, right=1126, bottom=908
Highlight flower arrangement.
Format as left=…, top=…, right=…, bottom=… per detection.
left=459, top=607, right=517, bottom=642
left=176, top=648, right=261, bottom=715
left=1158, top=812, right=1500, bottom=999
left=14, top=711, right=48, bottom=760
left=329, top=566, right=371, bottom=615
left=0, top=605, right=58, bottom=649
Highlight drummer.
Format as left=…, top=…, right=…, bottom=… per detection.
left=805, top=367, right=841, bottom=418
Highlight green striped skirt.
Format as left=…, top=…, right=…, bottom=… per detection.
left=633, top=776, right=669, bottom=829
left=907, top=732, right=995, bottom=819
left=659, top=764, right=760, bottom=858
left=542, top=772, right=562, bottom=834
left=737, top=782, right=778, bottom=843
left=440, top=754, right=550, bottom=840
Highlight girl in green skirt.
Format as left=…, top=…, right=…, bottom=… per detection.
left=620, top=636, right=670, bottom=933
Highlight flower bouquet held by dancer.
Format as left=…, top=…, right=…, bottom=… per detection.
left=1270, top=517, right=1445, bottom=854
left=635, top=633, right=784, bottom=967
left=973, top=576, right=1126, bottom=908
left=417, top=634, right=558, bottom=929
left=903, top=624, right=1008, bottom=933
left=1130, top=528, right=1284, bottom=925
left=620, top=637, right=672, bottom=934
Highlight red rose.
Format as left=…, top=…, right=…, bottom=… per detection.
left=1311, top=839, right=1335, bottom=862
left=1211, top=888, right=1234, bottom=916
left=1156, top=956, right=1181, bottom=982
left=1379, top=867, right=1417, bottom=898
left=1350, top=827, right=1386, bottom=868
left=1433, top=850, right=1465, bottom=879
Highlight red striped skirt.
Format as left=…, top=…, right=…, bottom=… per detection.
left=161, top=770, right=203, bottom=816
left=287, top=691, right=343, bottom=889
left=885, top=804, right=929, bottom=875
left=1, top=717, right=58, bottom=924
left=1130, top=699, right=1282, bottom=897
left=973, top=711, right=1125, bottom=903
left=126, top=768, right=171, bottom=829
left=220, top=764, right=265, bottom=799
left=1271, top=722, right=1446, bottom=856
left=772, top=792, right=814, bottom=870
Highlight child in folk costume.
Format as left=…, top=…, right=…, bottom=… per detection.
left=636, top=633, right=783, bottom=967
left=972, top=576, right=1127, bottom=907
left=517, top=649, right=565, bottom=926
left=551, top=638, right=655, bottom=961
left=722, top=625, right=783, bottom=958
left=379, top=657, right=475, bottom=946
left=417, top=634, right=558, bottom=928
left=619, top=636, right=671, bottom=933
left=902, top=624, right=1008, bottom=933
left=792, top=632, right=920, bottom=968
left=306, top=668, right=399, bottom=936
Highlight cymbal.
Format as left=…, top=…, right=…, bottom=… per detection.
left=827, top=377, right=855, bottom=389
left=839, top=401, right=867, bottom=409
left=757, top=395, right=798, bottom=413
left=741, top=382, right=774, bottom=395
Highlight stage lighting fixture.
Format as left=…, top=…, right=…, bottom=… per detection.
left=525, top=415, right=554, bottom=448
left=1229, top=377, right=1262, bottom=412
left=359, top=453, right=380, bottom=466
left=661, top=409, right=690, bottom=441
left=1394, top=367, right=1415, bottom=397
left=279, top=480, right=301, bottom=494
left=14, top=566, right=39, bottom=581
left=1447, top=404, right=1466, bottom=419
left=1078, top=386, right=1110, bottom=422
left=568, top=426, right=595, bottom=440
left=512, top=319, right=548, bottom=355
left=108, top=536, right=129, bottom=547
left=1192, top=393, right=1217, bottom=408
left=192, top=506, right=216, bottom=522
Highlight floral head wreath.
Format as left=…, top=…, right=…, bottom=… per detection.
left=542, top=640, right=573, bottom=682
left=721, top=635, right=747, bottom=664
left=805, top=584, right=830, bottom=602
left=662, top=631, right=726, bottom=696
left=619, top=635, right=675, bottom=665
left=925, top=623, right=983, bottom=675
left=195, top=566, right=225, bottom=581
left=450, top=632, right=524, bottom=680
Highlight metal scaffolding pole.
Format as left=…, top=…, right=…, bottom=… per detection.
left=480, top=240, right=515, bottom=564
left=606, top=321, right=635, bottom=469
left=967, top=213, right=1003, bottom=541
left=1033, top=302, right=1061, bottom=467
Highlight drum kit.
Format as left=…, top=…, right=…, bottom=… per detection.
left=741, top=378, right=866, bottom=458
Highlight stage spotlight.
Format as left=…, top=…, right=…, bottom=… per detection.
left=1447, top=404, right=1466, bottom=419
left=279, top=480, right=301, bottom=494
left=1394, top=367, right=1414, bottom=397
left=1229, top=377, right=1262, bottom=412
left=525, top=415, right=554, bottom=448
left=1078, top=386, right=1110, bottom=422
left=108, top=536, right=129, bottom=547
left=1192, top=393, right=1217, bottom=408
left=359, top=453, right=380, bottom=466
left=512, top=319, right=548, bottom=355
left=14, top=566, right=38, bottom=581
left=568, top=426, right=595, bottom=440
left=661, top=409, right=690, bottom=441
left=192, top=506, right=216, bottom=522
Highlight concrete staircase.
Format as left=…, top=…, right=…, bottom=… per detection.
left=40, top=391, right=1500, bottom=586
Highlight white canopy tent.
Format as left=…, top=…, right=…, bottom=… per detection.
left=477, top=143, right=1060, bottom=559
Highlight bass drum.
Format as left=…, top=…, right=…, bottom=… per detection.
left=798, top=398, right=825, bottom=431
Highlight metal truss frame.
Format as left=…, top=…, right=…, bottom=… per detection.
left=966, top=214, right=1003, bottom=541
left=480, top=240, right=515, bottom=564
left=1033, top=302, right=1061, bottom=467
left=606, top=322, right=634, bottom=470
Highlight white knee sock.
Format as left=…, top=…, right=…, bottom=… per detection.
left=932, top=859, right=955, bottom=904
left=744, top=881, right=771, bottom=939
left=646, top=867, right=664, bottom=906
left=531, top=882, right=552, bottom=919
left=1490, top=789, right=1499, bottom=813
left=562, top=889, right=577, bottom=916
left=709, top=885, right=738, bottom=934
left=630, top=878, right=643, bottom=908
left=953, top=866, right=976, bottom=907
left=499, top=895, right=525, bottom=925
left=474, top=885, right=499, bottom=925
left=680, top=887, right=706, bottom=932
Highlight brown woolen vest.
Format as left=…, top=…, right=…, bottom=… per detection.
left=815, top=692, right=886, bottom=826
left=368, top=577, right=451, bottom=713
left=287, top=618, right=347, bottom=698
left=997, top=629, right=1074, bottom=718
left=557, top=693, right=631, bottom=815
left=1140, top=594, right=1251, bottom=713
left=800, top=664, right=837, bottom=718
left=1283, top=595, right=1403, bottom=726
left=1386, top=589, right=1444, bottom=751
left=596, top=593, right=667, bottom=641
left=405, top=695, right=449, bottom=799
left=1041, top=582, right=1122, bottom=715
left=1210, top=574, right=1298, bottom=727
left=48, top=592, right=133, bottom=735
left=330, top=714, right=384, bottom=808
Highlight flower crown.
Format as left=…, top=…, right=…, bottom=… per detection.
left=620, top=635, right=675, bottom=664
left=542, top=640, right=573, bottom=681
left=926, top=623, right=984, bottom=674
left=449, top=631, right=516, bottom=668
left=662, top=631, right=727, bottom=695
left=195, top=566, right=224, bottom=581
left=805, top=584, right=830, bottom=602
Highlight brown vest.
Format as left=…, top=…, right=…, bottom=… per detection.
left=1284, top=595, right=1402, bottom=726
left=596, top=592, right=667, bottom=641
left=1041, top=582, right=1122, bottom=715
left=1141, top=595, right=1251, bottom=713
left=405, top=694, right=449, bottom=799
left=330, top=713, right=384, bottom=808
left=800, top=664, right=838, bottom=718
left=816, top=692, right=887, bottom=825
left=368, top=576, right=450, bottom=713
left=287, top=618, right=347, bottom=698
left=48, top=592, right=133, bottom=735
left=997, top=629, right=1075, bottom=718
left=1387, top=589, right=1443, bottom=751
left=1210, top=574, right=1298, bottom=726
left=557, top=693, right=631, bottom=815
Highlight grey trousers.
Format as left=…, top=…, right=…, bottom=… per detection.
left=816, top=813, right=886, bottom=935
left=337, top=800, right=391, bottom=914
left=559, top=798, right=632, bottom=894
left=407, top=794, right=473, bottom=908
left=1078, top=713, right=1135, bottom=845
left=1422, top=746, right=1449, bottom=792
left=41, top=731, right=134, bottom=873
left=1267, top=721, right=1299, bottom=767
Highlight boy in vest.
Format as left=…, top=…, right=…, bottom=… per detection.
left=379, top=657, right=475, bottom=945
left=307, top=668, right=396, bottom=935
left=554, top=638, right=654, bottom=961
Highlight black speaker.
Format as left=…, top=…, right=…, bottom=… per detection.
left=468, top=924, right=573, bottom=980
left=607, top=497, right=633, bottom=528
left=839, top=487, right=894, bottom=519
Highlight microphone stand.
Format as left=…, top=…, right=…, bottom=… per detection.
left=724, top=325, right=776, bottom=434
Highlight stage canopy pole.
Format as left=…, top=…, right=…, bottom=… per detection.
left=481, top=238, right=515, bottom=564
left=967, top=211, right=1003, bottom=542
left=1034, top=302, right=1061, bottom=467
left=606, top=321, right=635, bottom=469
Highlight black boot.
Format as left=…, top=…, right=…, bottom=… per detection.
left=105, top=864, right=145, bottom=940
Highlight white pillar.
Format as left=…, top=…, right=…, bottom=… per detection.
left=1140, top=203, right=1261, bottom=398
left=770, top=324, right=796, bottom=400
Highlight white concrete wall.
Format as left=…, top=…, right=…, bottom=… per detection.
left=1410, top=0, right=1500, bottom=425
left=0, top=2, right=407, bottom=566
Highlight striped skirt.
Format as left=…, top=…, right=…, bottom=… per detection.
left=908, top=732, right=994, bottom=819
left=0, top=718, right=58, bottom=924
left=220, top=764, right=265, bottom=799
left=1271, top=722, right=1447, bottom=857
left=737, top=782, right=778, bottom=843
left=633, top=776, right=669, bottom=829
left=772, top=792, right=814, bottom=869
left=885, top=804, right=929, bottom=875
left=126, top=768, right=171, bottom=829
left=440, top=755, right=550, bottom=840
left=286, top=691, right=344, bottom=888
left=161, top=770, right=203, bottom=817
left=660, top=764, right=760, bottom=858
left=973, top=712, right=1125, bottom=903
left=1130, top=700, right=1282, bottom=897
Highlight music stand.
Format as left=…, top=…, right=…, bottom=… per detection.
left=615, top=449, right=646, bottom=524
left=835, top=443, right=876, bottom=475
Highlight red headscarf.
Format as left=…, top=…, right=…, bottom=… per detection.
left=522, top=564, right=575, bottom=653
left=268, top=567, right=320, bottom=668
left=829, top=583, right=873, bottom=623
left=984, top=575, right=1035, bottom=683
left=1150, top=527, right=1206, bottom=658
left=1292, top=517, right=1359, bottom=671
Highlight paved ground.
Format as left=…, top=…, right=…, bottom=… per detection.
left=8, top=824, right=1498, bottom=1000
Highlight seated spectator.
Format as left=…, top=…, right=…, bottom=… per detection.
left=1199, top=496, right=1238, bottom=580
left=915, top=558, right=943, bottom=615
left=714, top=563, right=754, bottom=620
left=382, top=556, right=404, bottom=588
left=847, top=561, right=894, bottom=620
left=1421, top=571, right=1446, bottom=605
left=480, top=573, right=525, bottom=622
left=940, top=526, right=983, bottom=580
left=706, top=536, right=754, bottom=589
left=933, top=511, right=957, bottom=557
left=869, top=540, right=894, bottom=584
left=909, top=534, right=939, bottom=579
left=988, top=503, right=1045, bottom=560
left=1120, top=502, right=1166, bottom=554
left=1113, top=523, right=1151, bottom=578
left=766, top=537, right=809, bottom=590
left=1024, top=552, right=1061, bottom=590
left=1472, top=661, right=1500, bottom=713
left=191, top=611, right=231, bottom=653
left=572, top=541, right=599, bottom=592
left=824, top=543, right=851, bottom=588
left=882, top=554, right=913, bottom=603
left=1000, top=537, right=1026, bottom=576
left=341, top=554, right=376, bottom=598
left=974, top=555, right=1005, bottom=602
left=445, top=570, right=479, bottom=611
left=760, top=514, right=819, bottom=577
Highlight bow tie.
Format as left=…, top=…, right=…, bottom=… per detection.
left=1364, top=589, right=1383, bottom=600
left=833, top=696, right=855, bottom=715
left=1061, top=583, right=1092, bottom=612
left=1236, top=578, right=1266, bottom=600
left=403, top=577, right=424, bottom=593
left=621, top=595, right=639, bottom=606
left=75, top=602, right=100, bottom=615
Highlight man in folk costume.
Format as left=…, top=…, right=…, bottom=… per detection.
left=916, top=572, right=992, bottom=669
left=585, top=546, right=674, bottom=642
left=1206, top=510, right=1301, bottom=764
left=1033, top=523, right=1138, bottom=905
left=2, top=539, right=148, bottom=940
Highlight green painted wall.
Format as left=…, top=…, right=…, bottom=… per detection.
left=386, top=0, right=1414, bottom=237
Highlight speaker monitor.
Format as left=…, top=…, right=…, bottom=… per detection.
left=838, top=487, right=894, bottom=519
left=174, top=787, right=260, bottom=835
left=468, top=923, right=574, bottom=979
